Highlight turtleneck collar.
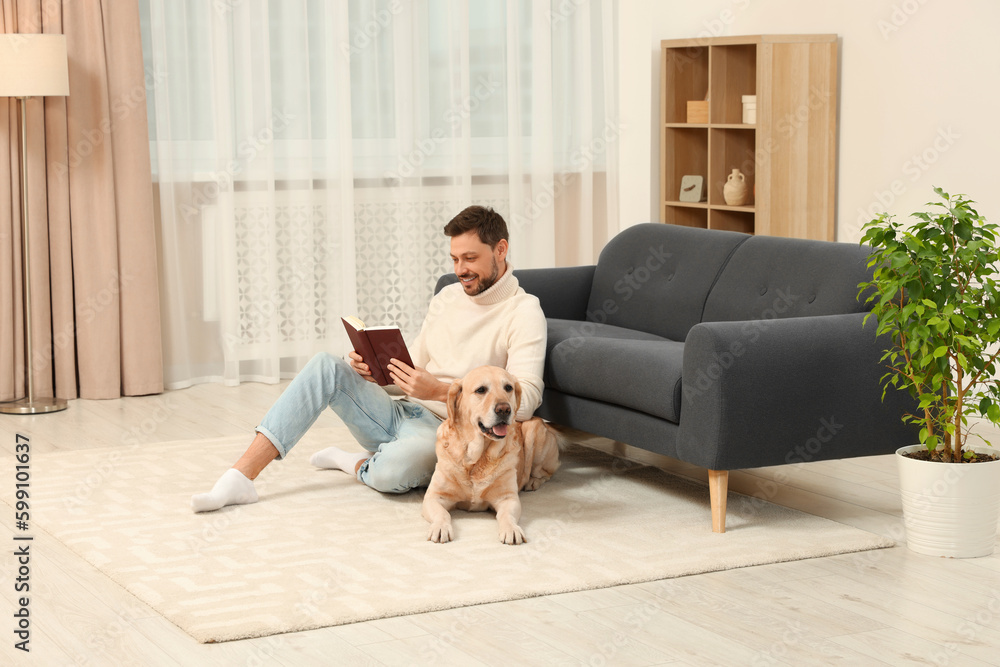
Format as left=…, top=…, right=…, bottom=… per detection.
left=469, top=261, right=518, bottom=306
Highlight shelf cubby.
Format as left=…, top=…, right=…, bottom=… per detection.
left=664, top=205, right=708, bottom=229
left=709, top=128, right=756, bottom=207
left=661, top=127, right=708, bottom=221
left=710, top=44, right=757, bottom=124
left=661, top=46, right=708, bottom=124
left=709, top=209, right=755, bottom=235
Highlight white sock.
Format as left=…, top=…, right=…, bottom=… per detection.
left=191, top=468, right=259, bottom=513
left=310, top=447, right=370, bottom=474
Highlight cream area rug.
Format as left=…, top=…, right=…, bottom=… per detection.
left=6, top=425, right=893, bottom=644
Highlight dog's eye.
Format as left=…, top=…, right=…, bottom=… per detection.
left=504, top=384, right=513, bottom=392
left=475, top=386, right=487, bottom=394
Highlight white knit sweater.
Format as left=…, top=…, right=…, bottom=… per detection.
left=406, top=263, right=547, bottom=421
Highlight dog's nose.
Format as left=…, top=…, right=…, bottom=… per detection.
left=495, top=402, right=511, bottom=418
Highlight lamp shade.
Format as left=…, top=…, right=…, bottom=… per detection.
left=0, top=33, right=69, bottom=97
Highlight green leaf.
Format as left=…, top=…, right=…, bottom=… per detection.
left=933, top=346, right=949, bottom=358
left=936, top=355, right=950, bottom=376
left=890, top=253, right=911, bottom=269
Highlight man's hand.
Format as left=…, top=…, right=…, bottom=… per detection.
left=388, top=359, right=449, bottom=402
left=347, top=351, right=377, bottom=383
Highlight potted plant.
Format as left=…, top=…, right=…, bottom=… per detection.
left=859, top=187, right=1000, bottom=558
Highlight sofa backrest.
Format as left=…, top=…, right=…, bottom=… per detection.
left=434, top=265, right=596, bottom=321
left=701, top=234, right=876, bottom=323
left=586, top=223, right=750, bottom=341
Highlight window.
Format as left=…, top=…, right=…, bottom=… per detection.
left=139, top=0, right=612, bottom=179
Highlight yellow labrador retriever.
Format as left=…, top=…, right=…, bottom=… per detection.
left=422, top=366, right=562, bottom=545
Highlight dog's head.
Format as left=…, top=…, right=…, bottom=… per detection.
left=446, top=366, right=522, bottom=442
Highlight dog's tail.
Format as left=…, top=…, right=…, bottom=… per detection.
left=544, top=421, right=575, bottom=451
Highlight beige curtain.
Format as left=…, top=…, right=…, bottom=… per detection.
left=0, top=0, right=162, bottom=401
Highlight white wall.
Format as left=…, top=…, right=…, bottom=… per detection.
left=619, top=0, right=1000, bottom=241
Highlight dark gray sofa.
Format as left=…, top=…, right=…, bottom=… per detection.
left=436, top=223, right=917, bottom=532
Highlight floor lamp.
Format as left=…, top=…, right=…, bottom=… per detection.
left=0, top=34, right=70, bottom=415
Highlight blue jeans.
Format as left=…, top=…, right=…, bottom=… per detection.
left=256, top=352, right=442, bottom=493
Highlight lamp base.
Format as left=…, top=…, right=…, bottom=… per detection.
left=0, top=397, right=69, bottom=414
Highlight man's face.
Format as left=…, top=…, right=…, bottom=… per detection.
left=450, top=231, right=508, bottom=296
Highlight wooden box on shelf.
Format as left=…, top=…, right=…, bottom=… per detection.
left=659, top=34, right=838, bottom=240
left=686, top=101, right=708, bottom=123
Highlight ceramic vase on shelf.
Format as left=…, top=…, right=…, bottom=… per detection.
left=723, top=168, right=748, bottom=206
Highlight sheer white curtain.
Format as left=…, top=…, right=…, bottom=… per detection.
left=140, top=0, right=619, bottom=389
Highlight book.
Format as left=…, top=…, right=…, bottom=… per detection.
left=341, top=316, right=414, bottom=386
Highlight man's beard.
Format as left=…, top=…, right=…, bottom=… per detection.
left=463, top=257, right=502, bottom=295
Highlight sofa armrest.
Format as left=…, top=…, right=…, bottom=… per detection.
left=677, top=312, right=918, bottom=470
left=435, top=265, right=597, bottom=321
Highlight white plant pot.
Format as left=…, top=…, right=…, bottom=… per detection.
left=896, top=444, right=1000, bottom=558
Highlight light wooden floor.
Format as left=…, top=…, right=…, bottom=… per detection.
left=2, top=381, right=999, bottom=666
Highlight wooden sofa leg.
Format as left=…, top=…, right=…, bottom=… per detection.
left=708, top=470, right=729, bottom=533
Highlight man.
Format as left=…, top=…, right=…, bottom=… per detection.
left=191, top=205, right=547, bottom=511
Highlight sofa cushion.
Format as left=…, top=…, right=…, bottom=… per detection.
left=547, top=335, right=685, bottom=423
left=702, top=235, right=876, bottom=323
left=586, top=223, right=749, bottom=342
left=544, top=318, right=668, bottom=358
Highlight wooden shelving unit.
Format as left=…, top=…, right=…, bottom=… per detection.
left=660, top=35, right=838, bottom=240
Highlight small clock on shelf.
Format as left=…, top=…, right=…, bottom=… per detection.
left=679, top=175, right=706, bottom=202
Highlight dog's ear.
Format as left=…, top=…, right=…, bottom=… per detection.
left=446, top=379, right=463, bottom=424
left=512, top=377, right=522, bottom=414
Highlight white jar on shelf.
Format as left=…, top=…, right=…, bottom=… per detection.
left=742, top=95, right=756, bottom=124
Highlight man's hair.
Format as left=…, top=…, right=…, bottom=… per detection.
left=443, top=206, right=509, bottom=248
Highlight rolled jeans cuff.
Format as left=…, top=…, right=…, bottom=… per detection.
left=255, top=425, right=289, bottom=460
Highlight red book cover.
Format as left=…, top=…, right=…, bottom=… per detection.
left=341, top=317, right=414, bottom=386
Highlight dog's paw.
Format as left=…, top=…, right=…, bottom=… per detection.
left=499, top=523, right=527, bottom=545
left=523, top=475, right=550, bottom=492
left=427, top=522, right=454, bottom=544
